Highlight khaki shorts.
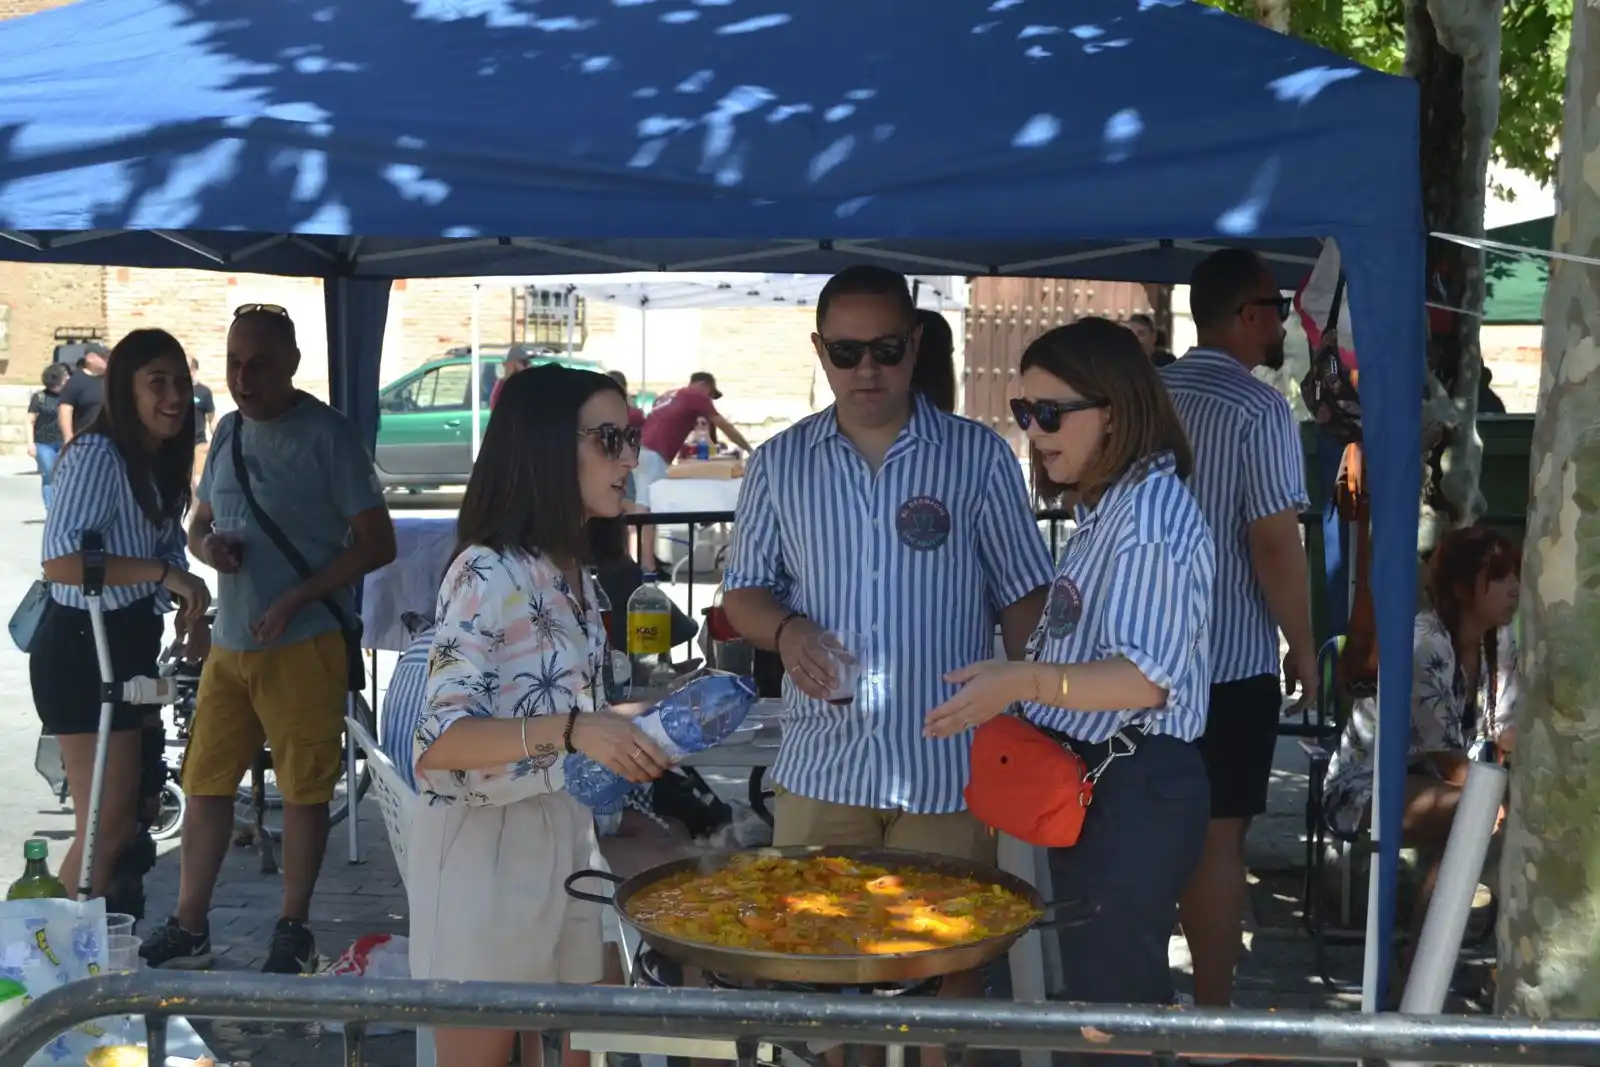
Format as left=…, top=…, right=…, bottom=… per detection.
left=182, top=629, right=348, bottom=805
left=408, top=791, right=604, bottom=984
left=771, top=786, right=998, bottom=865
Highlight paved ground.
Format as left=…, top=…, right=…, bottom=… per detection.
left=0, top=461, right=1496, bottom=1066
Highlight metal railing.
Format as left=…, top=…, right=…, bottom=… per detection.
left=1, top=973, right=1596, bottom=1067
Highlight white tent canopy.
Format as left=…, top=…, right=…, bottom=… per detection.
left=475, top=272, right=968, bottom=311
left=467, top=272, right=966, bottom=456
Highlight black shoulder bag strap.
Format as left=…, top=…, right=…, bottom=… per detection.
left=228, top=414, right=366, bottom=691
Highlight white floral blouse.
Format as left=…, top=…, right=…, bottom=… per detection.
left=1322, top=610, right=1519, bottom=837
left=413, top=545, right=606, bottom=807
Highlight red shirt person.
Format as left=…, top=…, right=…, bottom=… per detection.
left=488, top=347, right=532, bottom=409
left=635, top=372, right=752, bottom=503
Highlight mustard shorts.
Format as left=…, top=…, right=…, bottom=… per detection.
left=771, top=786, right=998, bottom=865
left=183, top=629, right=349, bottom=805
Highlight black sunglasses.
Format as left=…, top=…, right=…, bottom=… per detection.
left=579, top=423, right=642, bottom=460
left=234, top=302, right=289, bottom=318
left=1011, top=397, right=1107, bottom=434
left=1240, top=296, right=1293, bottom=323
left=818, top=333, right=913, bottom=370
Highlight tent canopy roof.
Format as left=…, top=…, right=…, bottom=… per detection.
left=496, top=272, right=965, bottom=310
left=1, top=0, right=1414, bottom=285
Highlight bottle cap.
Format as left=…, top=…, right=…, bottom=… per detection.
left=23, top=840, right=47, bottom=861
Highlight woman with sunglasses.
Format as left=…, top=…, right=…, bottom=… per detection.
left=408, top=364, right=669, bottom=1067
left=925, top=318, right=1214, bottom=1062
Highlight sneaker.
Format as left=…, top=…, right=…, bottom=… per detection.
left=262, top=918, right=316, bottom=974
left=139, top=916, right=212, bottom=970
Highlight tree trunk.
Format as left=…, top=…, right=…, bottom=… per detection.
left=1409, top=0, right=1502, bottom=551
left=1496, top=0, right=1600, bottom=1020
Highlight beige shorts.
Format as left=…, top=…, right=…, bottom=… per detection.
left=771, top=786, right=998, bottom=865
left=407, top=790, right=605, bottom=984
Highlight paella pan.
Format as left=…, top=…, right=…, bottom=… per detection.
left=565, top=845, right=1097, bottom=985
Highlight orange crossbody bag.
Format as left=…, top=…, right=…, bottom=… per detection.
left=964, top=713, right=1097, bottom=848
left=965, top=711, right=1146, bottom=848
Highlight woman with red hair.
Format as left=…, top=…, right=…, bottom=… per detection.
left=1322, top=525, right=1521, bottom=951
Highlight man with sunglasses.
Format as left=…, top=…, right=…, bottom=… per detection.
left=1161, top=248, right=1314, bottom=1012
left=722, top=265, right=1052, bottom=1020
left=141, top=305, right=397, bottom=975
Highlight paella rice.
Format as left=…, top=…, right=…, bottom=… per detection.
left=627, top=854, right=1041, bottom=955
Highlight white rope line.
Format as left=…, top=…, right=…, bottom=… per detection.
left=1432, top=229, right=1600, bottom=268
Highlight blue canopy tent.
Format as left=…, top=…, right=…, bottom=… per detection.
left=0, top=0, right=1423, bottom=1005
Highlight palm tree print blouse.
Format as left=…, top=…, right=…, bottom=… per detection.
left=414, top=544, right=606, bottom=807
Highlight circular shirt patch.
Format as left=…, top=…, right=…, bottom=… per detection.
left=896, top=495, right=952, bottom=551
left=1045, top=577, right=1084, bottom=639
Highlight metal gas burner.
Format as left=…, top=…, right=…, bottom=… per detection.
left=635, top=947, right=943, bottom=999
left=603, top=948, right=943, bottom=1067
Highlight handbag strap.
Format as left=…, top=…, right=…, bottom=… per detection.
left=1324, top=274, right=1346, bottom=336
left=227, top=414, right=356, bottom=634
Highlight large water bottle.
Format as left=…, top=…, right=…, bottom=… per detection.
left=564, top=673, right=758, bottom=811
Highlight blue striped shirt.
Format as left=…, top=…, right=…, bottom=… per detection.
left=380, top=624, right=434, bottom=793
left=1021, top=454, right=1214, bottom=743
left=724, top=395, right=1054, bottom=814
left=41, top=434, right=189, bottom=612
left=1161, top=348, right=1309, bottom=682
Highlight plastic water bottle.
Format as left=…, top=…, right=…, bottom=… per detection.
left=564, top=674, right=757, bottom=811
left=627, top=579, right=672, bottom=660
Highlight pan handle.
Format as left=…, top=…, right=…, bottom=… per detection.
left=1031, top=896, right=1099, bottom=931
left=564, top=868, right=624, bottom=905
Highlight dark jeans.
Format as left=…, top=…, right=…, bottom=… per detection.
left=34, top=442, right=59, bottom=511
left=1048, top=733, right=1209, bottom=1067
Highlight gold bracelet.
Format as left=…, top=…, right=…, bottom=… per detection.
left=520, top=717, right=532, bottom=762
left=1058, top=667, right=1071, bottom=705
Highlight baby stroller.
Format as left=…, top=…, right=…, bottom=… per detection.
left=31, top=533, right=186, bottom=921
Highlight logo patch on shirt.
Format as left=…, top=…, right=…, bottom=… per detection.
left=1045, top=577, right=1083, bottom=639
left=895, top=495, right=952, bottom=551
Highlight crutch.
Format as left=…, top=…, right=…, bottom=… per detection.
left=77, top=531, right=116, bottom=901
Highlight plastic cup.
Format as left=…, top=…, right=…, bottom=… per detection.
left=211, top=517, right=246, bottom=563
left=810, top=630, right=861, bottom=705
left=104, top=913, right=135, bottom=938
left=106, top=934, right=141, bottom=973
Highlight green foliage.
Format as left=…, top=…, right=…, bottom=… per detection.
left=1199, top=0, right=1568, bottom=186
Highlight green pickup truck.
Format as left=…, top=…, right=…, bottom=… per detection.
left=374, top=347, right=604, bottom=490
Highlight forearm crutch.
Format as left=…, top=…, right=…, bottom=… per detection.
left=77, top=531, right=116, bottom=900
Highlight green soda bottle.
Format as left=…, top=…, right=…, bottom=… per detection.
left=7, top=840, right=68, bottom=900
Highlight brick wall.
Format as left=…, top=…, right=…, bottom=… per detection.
left=0, top=263, right=106, bottom=384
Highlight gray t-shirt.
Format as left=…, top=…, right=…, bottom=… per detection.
left=200, top=393, right=385, bottom=652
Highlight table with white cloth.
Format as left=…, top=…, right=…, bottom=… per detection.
left=642, top=478, right=742, bottom=580
left=361, top=517, right=457, bottom=651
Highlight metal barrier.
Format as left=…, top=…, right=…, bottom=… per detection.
left=1, top=973, right=1595, bottom=1067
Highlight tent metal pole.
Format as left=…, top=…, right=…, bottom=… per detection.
left=471, top=284, right=483, bottom=462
